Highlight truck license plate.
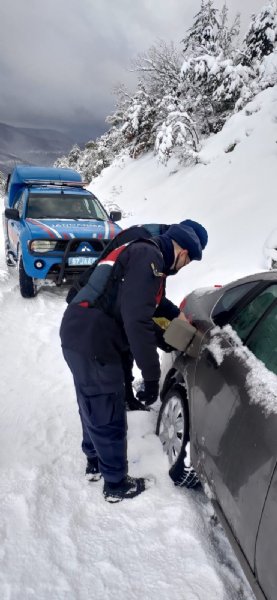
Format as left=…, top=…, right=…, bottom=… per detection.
left=68, top=256, right=97, bottom=266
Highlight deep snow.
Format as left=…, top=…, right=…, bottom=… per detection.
left=2, top=84, right=276, bottom=600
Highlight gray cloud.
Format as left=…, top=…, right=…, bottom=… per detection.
left=0, top=0, right=266, bottom=141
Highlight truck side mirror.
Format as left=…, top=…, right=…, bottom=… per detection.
left=5, top=208, right=20, bottom=220
left=109, top=210, right=122, bottom=222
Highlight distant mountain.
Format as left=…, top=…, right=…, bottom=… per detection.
left=0, top=122, right=74, bottom=175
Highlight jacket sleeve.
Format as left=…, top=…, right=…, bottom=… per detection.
left=154, top=296, right=180, bottom=320
left=120, top=243, right=164, bottom=381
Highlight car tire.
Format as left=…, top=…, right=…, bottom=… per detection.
left=156, top=386, right=200, bottom=488
left=19, top=256, right=36, bottom=298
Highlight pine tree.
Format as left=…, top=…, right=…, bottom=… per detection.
left=242, top=2, right=277, bottom=65
left=180, top=0, right=245, bottom=133
left=155, top=95, right=199, bottom=164
left=181, top=0, right=223, bottom=133
left=121, top=41, right=182, bottom=157
left=182, top=0, right=220, bottom=55
left=106, top=84, right=133, bottom=129
left=120, top=82, right=157, bottom=157
left=217, top=3, right=240, bottom=58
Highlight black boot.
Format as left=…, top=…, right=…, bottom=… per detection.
left=103, top=475, right=154, bottom=503
left=85, top=457, right=102, bottom=482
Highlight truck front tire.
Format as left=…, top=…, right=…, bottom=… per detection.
left=19, top=256, right=36, bottom=298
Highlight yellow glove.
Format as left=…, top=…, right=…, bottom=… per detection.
left=152, top=317, right=171, bottom=330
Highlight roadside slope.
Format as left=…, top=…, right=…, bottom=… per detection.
left=92, top=85, right=277, bottom=303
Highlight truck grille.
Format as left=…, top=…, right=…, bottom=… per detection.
left=54, top=238, right=109, bottom=253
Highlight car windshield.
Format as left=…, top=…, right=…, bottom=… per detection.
left=26, top=193, right=107, bottom=220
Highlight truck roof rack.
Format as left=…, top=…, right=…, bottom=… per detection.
left=24, top=180, right=89, bottom=188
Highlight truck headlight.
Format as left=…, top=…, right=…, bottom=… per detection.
left=30, top=240, right=57, bottom=252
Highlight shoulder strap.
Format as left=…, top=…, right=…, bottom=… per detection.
left=66, top=225, right=154, bottom=304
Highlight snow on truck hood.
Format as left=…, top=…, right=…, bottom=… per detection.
left=25, top=218, right=120, bottom=240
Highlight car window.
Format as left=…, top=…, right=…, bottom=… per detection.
left=14, top=192, right=25, bottom=218
left=212, top=281, right=258, bottom=322
left=231, top=284, right=277, bottom=341
left=246, top=301, right=277, bottom=375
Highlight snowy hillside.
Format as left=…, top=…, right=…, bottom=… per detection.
left=92, top=85, right=277, bottom=304
left=1, top=85, right=276, bottom=600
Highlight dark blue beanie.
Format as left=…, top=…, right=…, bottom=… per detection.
left=181, top=219, right=208, bottom=250
left=165, top=224, right=202, bottom=261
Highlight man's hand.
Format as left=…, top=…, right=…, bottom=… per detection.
left=178, top=311, right=192, bottom=323
left=178, top=311, right=188, bottom=321
left=136, top=380, right=159, bottom=406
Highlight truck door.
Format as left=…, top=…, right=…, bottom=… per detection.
left=7, top=191, right=26, bottom=254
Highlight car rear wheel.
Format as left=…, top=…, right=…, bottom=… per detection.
left=156, top=386, right=200, bottom=488
left=19, top=256, right=36, bottom=298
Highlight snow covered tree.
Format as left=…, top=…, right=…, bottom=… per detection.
left=212, top=61, right=255, bottom=114
left=217, top=3, right=240, bottom=58
left=242, top=2, right=277, bottom=65
left=180, top=1, right=247, bottom=132
left=106, top=84, right=133, bottom=129
left=55, top=144, right=82, bottom=171
left=105, top=42, right=182, bottom=159
left=118, top=82, right=157, bottom=157
left=67, top=144, right=81, bottom=168
left=55, top=126, right=126, bottom=182
left=182, top=0, right=220, bottom=56
left=155, top=95, right=199, bottom=164
left=54, top=1, right=277, bottom=176
left=130, top=40, right=181, bottom=98
left=82, top=129, right=124, bottom=178
left=111, top=41, right=182, bottom=158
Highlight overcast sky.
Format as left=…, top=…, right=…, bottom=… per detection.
left=0, top=0, right=267, bottom=143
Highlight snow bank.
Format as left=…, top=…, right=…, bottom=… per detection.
left=92, top=85, right=277, bottom=307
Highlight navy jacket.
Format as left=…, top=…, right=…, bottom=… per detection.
left=60, top=240, right=178, bottom=381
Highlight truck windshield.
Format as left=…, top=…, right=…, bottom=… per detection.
left=26, top=193, right=108, bottom=220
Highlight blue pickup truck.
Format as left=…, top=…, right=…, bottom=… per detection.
left=3, top=166, right=122, bottom=297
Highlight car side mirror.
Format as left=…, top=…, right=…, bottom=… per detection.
left=109, top=210, right=122, bottom=222
left=5, top=208, right=20, bottom=220
left=163, top=318, right=201, bottom=358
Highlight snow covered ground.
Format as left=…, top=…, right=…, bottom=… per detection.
left=2, top=84, right=277, bottom=600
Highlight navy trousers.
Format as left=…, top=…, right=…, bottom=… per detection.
left=62, top=348, right=127, bottom=483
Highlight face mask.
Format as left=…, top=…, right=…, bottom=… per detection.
left=167, top=252, right=180, bottom=276
left=167, top=252, right=190, bottom=275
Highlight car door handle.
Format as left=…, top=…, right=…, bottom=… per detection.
left=206, top=351, right=219, bottom=369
